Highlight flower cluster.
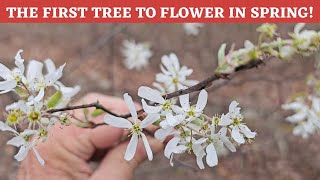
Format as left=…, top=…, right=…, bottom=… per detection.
left=121, top=39, right=153, bottom=70
left=153, top=53, right=198, bottom=94
left=282, top=74, right=320, bottom=138
left=1, top=23, right=319, bottom=170
left=105, top=86, right=256, bottom=169
left=282, top=96, right=320, bottom=138
left=0, top=50, right=80, bottom=165
left=216, top=23, right=320, bottom=74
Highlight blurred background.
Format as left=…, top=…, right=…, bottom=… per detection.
left=0, top=23, right=319, bottom=180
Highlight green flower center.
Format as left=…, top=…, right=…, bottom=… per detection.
left=172, top=78, right=179, bottom=85
left=39, top=128, right=48, bottom=138
left=233, top=117, right=242, bottom=125
left=162, top=101, right=172, bottom=111
left=131, top=124, right=142, bottom=135
left=23, top=135, right=32, bottom=142
left=28, top=111, right=41, bottom=122
left=7, top=111, right=20, bottom=125
left=214, top=116, right=220, bottom=125
left=180, top=131, right=189, bottom=139
left=186, top=107, right=196, bottom=117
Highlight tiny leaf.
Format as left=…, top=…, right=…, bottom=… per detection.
left=46, top=91, right=63, bottom=109
left=91, top=109, right=105, bottom=117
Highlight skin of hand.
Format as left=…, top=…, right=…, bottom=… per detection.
left=18, top=93, right=164, bottom=180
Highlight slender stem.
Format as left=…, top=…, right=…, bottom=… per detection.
left=46, top=101, right=122, bottom=117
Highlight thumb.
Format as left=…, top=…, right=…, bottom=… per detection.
left=90, top=135, right=163, bottom=180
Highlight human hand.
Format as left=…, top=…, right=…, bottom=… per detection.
left=18, top=93, right=163, bottom=180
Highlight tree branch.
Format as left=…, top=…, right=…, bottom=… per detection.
left=47, top=58, right=266, bottom=127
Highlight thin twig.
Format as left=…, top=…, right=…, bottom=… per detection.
left=46, top=101, right=121, bottom=117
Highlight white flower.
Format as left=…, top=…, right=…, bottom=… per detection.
left=293, top=23, right=317, bottom=50
left=21, top=100, right=45, bottom=128
left=219, top=101, right=256, bottom=144
left=156, top=53, right=198, bottom=92
left=292, top=120, right=315, bottom=138
left=194, top=125, right=236, bottom=168
left=26, top=59, right=65, bottom=102
left=183, top=23, right=204, bottom=36
left=0, top=50, right=25, bottom=94
left=174, top=90, right=208, bottom=121
left=164, top=136, right=188, bottom=166
left=282, top=96, right=320, bottom=138
left=104, top=93, right=159, bottom=161
left=280, top=45, right=296, bottom=59
left=138, top=86, right=180, bottom=116
left=121, top=40, right=153, bottom=70
left=0, top=121, right=44, bottom=165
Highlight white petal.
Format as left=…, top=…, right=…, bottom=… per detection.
left=179, top=66, right=193, bottom=77
left=170, top=53, right=180, bottom=71
left=0, top=80, right=16, bottom=91
left=45, top=63, right=65, bottom=86
left=231, top=127, right=245, bottom=144
left=312, top=98, right=320, bottom=112
left=34, top=88, right=45, bottom=102
left=15, top=49, right=25, bottom=74
left=182, top=80, right=198, bottom=87
left=141, top=99, right=162, bottom=114
left=179, top=94, right=190, bottom=110
left=27, top=60, right=43, bottom=81
left=20, top=129, right=38, bottom=136
left=194, top=138, right=207, bottom=145
left=33, top=147, right=45, bottom=166
left=229, top=101, right=239, bottom=112
left=196, top=151, right=206, bottom=169
left=238, top=124, right=256, bottom=138
left=124, top=134, right=138, bottom=161
left=164, top=137, right=180, bottom=159
left=282, top=101, right=305, bottom=110
left=218, top=127, right=227, bottom=136
left=196, top=90, right=208, bottom=112
left=140, top=113, right=160, bottom=128
left=0, top=63, right=12, bottom=79
left=206, top=144, right=218, bottom=167
left=286, top=111, right=307, bottom=123
left=156, top=73, right=171, bottom=83
left=294, top=23, right=305, bottom=34
left=138, top=86, right=165, bottom=104
left=161, top=54, right=175, bottom=73
left=167, top=114, right=185, bottom=127
left=220, top=136, right=236, bottom=152
left=14, top=146, right=30, bottom=162
left=104, top=115, right=132, bottom=128
left=44, top=59, right=56, bottom=74
left=173, top=145, right=188, bottom=154
left=172, top=105, right=184, bottom=114
left=154, top=128, right=172, bottom=142
left=166, top=113, right=178, bottom=127
left=219, top=114, right=233, bottom=126
left=7, top=136, right=25, bottom=147
left=141, top=133, right=153, bottom=161
left=0, top=121, right=17, bottom=134
left=123, top=93, right=138, bottom=121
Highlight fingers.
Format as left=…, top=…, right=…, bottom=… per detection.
left=43, top=93, right=134, bottom=161
left=90, top=135, right=163, bottom=180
